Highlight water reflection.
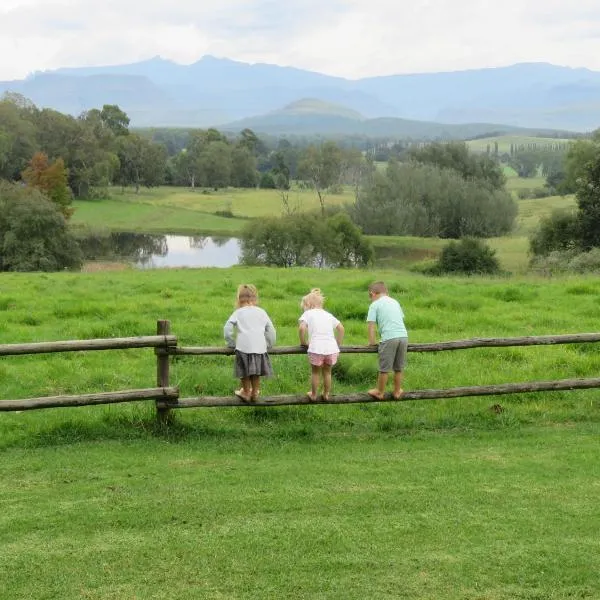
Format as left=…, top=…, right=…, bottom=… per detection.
left=79, top=232, right=241, bottom=268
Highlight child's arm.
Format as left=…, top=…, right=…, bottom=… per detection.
left=223, top=314, right=237, bottom=348
left=298, top=321, right=309, bottom=346
left=265, top=318, right=276, bottom=349
left=367, top=322, right=377, bottom=346
left=335, top=322, right=345, bottom=346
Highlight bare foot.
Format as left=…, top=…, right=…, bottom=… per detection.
left=306, top=392, right=317, bottom=401
left=392, top=389, right=404, bottom=400
left=251, top=389, right=260, bottom=401
left=235, top=388, right=251, bottom=402
left=367, top=389, right=385, bottom=400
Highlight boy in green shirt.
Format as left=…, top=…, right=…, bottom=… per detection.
left=366, top=281, right=408, bottom=400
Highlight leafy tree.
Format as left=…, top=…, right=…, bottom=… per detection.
left=298, top=141, right=343, bottom=215
left=200, top=141, right=232, bottom=189
left=0, top=97, right=37, bottom=180
left=21, top=152, right=73, bottom=218
left=410, top=142, right=506, bottom=190
left=99, top=104, right=130, bottom=136
left=352, top=161, right=516, bottom=238
left=0, top=181, right=81, bottom=271
left=574, top=138, right=600, bottom=250
left=240, top=211, right=372, bottom=268
left=116, top=134, right=167, bottom=191
left=230, top=146, right=258, bottom=188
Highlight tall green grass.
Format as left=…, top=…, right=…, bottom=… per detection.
left=1, top=268, right=599, bottom=598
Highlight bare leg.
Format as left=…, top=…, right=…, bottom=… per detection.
left=322, top=364, right=333, bottom=400
left=393, top=371, right=404, bottom=399
left=308, top=365, right=321, bottom=400
left=368, top=372, right=389, bottom=399
left=250, top=375, right=261, bottom=400
left=235, top=377, right=252, bottom=401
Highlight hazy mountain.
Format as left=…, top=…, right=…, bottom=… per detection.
left=222, top=98, right=559, bottom=139
left=1, top=56, right=598, bottom=132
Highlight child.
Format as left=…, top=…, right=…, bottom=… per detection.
left=224, top=284, right=276, bottom=401
left=366, top=281, right=408, bottom=400
left=298, top=288, right=344, bottom=401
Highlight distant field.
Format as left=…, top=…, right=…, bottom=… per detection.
left=71, top=182, right=577, bottom=274
left=467, top=135, right=573, bottom=154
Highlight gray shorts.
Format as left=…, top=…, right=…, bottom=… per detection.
left=378, top=337, right=408, bottom=373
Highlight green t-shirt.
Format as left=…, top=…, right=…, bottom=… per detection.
left=367, top=296, right=407, bottom=341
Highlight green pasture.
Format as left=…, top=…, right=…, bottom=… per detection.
left=71, top=182, right=575, bottom=275
left=1, top=269, right=600, bottom=598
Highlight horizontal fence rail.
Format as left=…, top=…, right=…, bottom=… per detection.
left=0, top=335, right=178, bottom=356
left=0, top=387, right=179, bottom=412
left=171, top=333, right=600, bottom=356
left=2, top=325, right=600, bottom=417
left=159, top=377, right=600, bottom=409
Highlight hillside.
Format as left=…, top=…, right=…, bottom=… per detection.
left=1, top=57, right=599, bottom=131
left=222, top=99, right=569, bottom=139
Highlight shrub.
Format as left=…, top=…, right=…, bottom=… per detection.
left=240, top=211, right=372, bottom=268
left=259, top=172, right=277, bottom=189
left=428, top=238, right=500, bottom=275
left=529, top=210, right=578, bottom=256
left=0, top=181, right=82, bottom=271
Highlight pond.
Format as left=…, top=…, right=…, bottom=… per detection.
left=79, top=233, right=241, bottom=268
left=78, top=232, right=423, bottom=270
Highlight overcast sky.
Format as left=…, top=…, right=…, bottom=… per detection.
left=1, top=0, right=600, bottom=80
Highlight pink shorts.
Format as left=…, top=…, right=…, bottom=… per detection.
left=308, top=352, right=339, bottom=367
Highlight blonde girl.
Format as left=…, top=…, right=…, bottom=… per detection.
left=298, top=288, right=344, bottom=401
left=224, top=284, right=276, bottom=401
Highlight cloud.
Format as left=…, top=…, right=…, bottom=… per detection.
left=1, top=0, right=600, bottom=80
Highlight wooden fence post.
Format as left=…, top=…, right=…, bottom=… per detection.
left=156, top=319, right=171, bottom=424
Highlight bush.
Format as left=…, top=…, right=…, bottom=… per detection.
left=352, top=162, right=516, bottom=238
left=427, top=238, right=500, bottom=275
left=0, top=181, right=82, bottom=271
left=259, top=172, right=277, bottom=189
left=529, top=210, right=578, bottom=256
left=240, top=211, right=372, bottom=268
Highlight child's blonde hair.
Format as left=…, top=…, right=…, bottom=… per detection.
left=236, top=283, right=258, bottom=307
left=301, top=288, right=325, bottom=311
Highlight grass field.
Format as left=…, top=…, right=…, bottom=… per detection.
left=71, top=182, right=577, bottom=275
left=1, top=269, right=600, bottom=598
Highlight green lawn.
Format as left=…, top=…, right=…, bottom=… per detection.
left=1, top=269, right=600, bottom=598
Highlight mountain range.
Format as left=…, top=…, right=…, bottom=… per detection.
left=1, top=56, right=599, bottom=134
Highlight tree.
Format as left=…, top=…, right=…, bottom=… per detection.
left=410, top=142, right=506, bottom=190
left=240, top=211, right=372, bottom=268
left=99, top=104, right=130, bottom=136
left=298, top=141, right=343, bottom=215
left=0, top=182, right=81, bottom=272
left=574, top=139, right=600, bottom=249
left=116, top=134, right=167, bottom=191
left=0, top=96, right=38, bottom=180
left=230, top=146, right=258, bottom=188
left=22, top=152, right=73, bottom=218
left=352, top=161, right=516, bottom=238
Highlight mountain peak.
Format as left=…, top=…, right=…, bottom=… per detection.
left=279, top=98, right=364, bottom=120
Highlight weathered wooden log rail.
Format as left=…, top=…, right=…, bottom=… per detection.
left=1, top=322, right=600, bottom=418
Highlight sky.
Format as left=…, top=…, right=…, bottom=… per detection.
left=1, top=0, right=600, bottom=81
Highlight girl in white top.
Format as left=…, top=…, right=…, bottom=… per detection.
left=224, top=284, right=276, bottom=402
left=298, top=288, right=344, bottom=401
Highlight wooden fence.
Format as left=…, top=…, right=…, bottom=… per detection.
left=1, top=320, right=600, bottom=421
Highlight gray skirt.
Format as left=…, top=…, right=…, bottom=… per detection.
left=234, top=350, right=274, bottom=378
